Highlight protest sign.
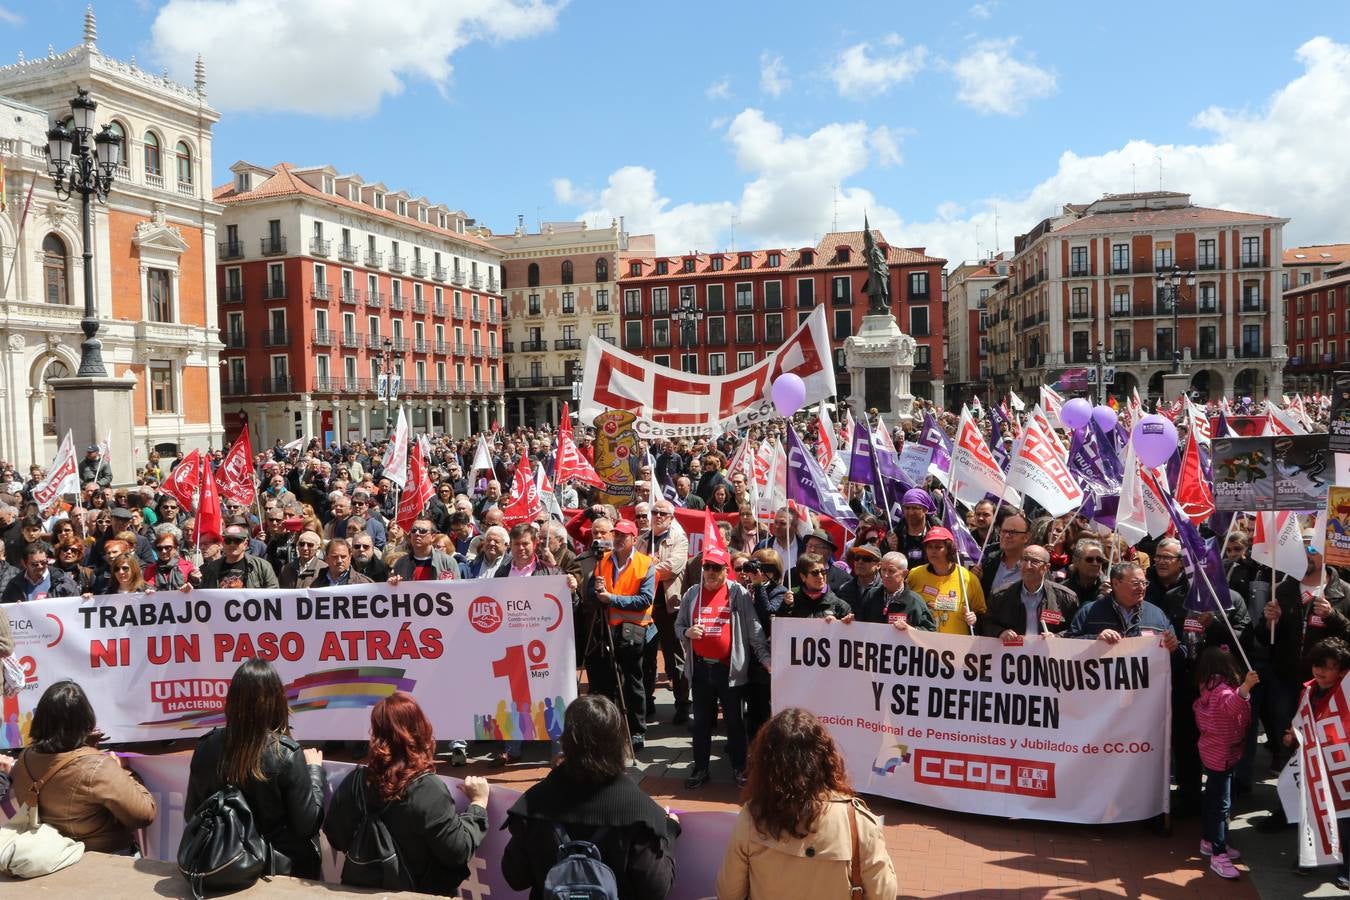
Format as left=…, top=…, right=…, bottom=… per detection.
left=772, top=620, right=1171, bottom=824
left=592, top=409, right=641, bottom=507
left=1, top=578, right=576, bottom=745
left=1213, top=434, right=1332, bottom=511
left=1328, top=486, right=1350, bottom=569
left=1331, top=370, right=1350, bottom=453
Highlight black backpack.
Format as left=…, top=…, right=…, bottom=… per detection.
left=339, top=767, right=418, bottom=890
left=543, top=824, right=620, bottom=900
left=177, top=785, right=272, bottom=900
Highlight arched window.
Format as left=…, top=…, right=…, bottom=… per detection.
left=527, top=263, right=540, bottom=287
left=107, top=121, right=127, bottom=170
left=42, top=234, right=69, bottom=306
left=143, top=131, right=161, bottom=177
left=561, top=260, right=574, bottom=285
left=175, top=141, right=192, bottom=186
left=596, top=258, right=609, bottom=282
left=42, top=359, right=71, bottom=435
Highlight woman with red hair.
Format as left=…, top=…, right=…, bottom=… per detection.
left=716, top=707, right=897, bottom=899
left=324, top=692, right=490, bottom=894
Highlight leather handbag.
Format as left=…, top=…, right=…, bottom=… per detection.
left=177, top=785, right=273, bottom=899
left=0, top=753, right=86, bottom=878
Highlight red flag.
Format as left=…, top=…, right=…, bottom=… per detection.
left=163, top=449, right=202, bottom=512
left=1174, top=434, right=1214, bottom=526
left=701, top=507, right=729, bottom=566
left=499, top=454, right=542, bottom=526
left=194, top=456, right=223, bottom=545
left=216, top=426, right=256, bottom=507
left=397, top=437, right=436, bottom=531
left=554, top=402, right=605, bottom=489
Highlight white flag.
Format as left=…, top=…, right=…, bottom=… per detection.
left=471, top=435, right=494, bottom=475
left=1251, top=510, right=1308, bottom=581
left=1007, top=414, right=1084, bottom=517
left=1007, top=390, right=1026, bottom=413
left=1040, top=385, right=1066, bottom=429
left=755, top=440, right=787, bottom=525
left=949, top=407, right=1006, bottom=506
left=1115, top=441, right=1149, bottom=546
left=381, top=406, right=410, bottom=488
left=1291, top=677, right=1347, bottom=868
left=1265, top=401, right=1306, bottom=436
left=33, top=431, right=80, bottom=508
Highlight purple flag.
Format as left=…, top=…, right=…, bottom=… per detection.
left=1163, top=486, right=1231, bottom=612
left=786, top=426, right=859, bottom=531
left=989, top=404, right=1011, bottom=473
left=917, top=412, right=952, bottom=478
left=847, top=418, right=891, bottom=527
left=943, top=495, right=983, bottom=565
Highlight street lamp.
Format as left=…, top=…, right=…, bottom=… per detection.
left=376, top=336, right=395, bottom=432
left=46, top=87, right=120, bottom=377
left=671, top=296, right=703, bottom=349
left=1156, top=265, right=1195, bottom=375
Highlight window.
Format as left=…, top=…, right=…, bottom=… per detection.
left=764, top=281, right=782, bottom=310
left=652, top=288, right=670, bottom=315
left=739, top=254, right=752, bottom=269
left=1242, top=324, right=1262, bottom=355
left=1199, top=283, right=1217, bottom=312
left=1154, top=243, right=1173, bottom=271
left=1109, top=244, right=1131, bottom=275
left=1241, top=236, right=1262, bottom=266
left=1114, top=328, right=1131, bottom=359
left=1297, top=298, right=1305, bottom=315
left=561, top=260, right=574, bottom=285
left=800, top=250, right=814, bottom=265
left=1199, top=325, right=1217, bottom=358
left=709, top=353, right=726, bottom=376
left=42, top=234, right=69, bottom=305
left=149, top=362, right=176, bottom=413
left=1242, top=280, right=1262, bottom=309
left=766, top=314, right=783, bottom=342
left=735, top=282, right=753, bottom=310
left=910, top=306, right=929, bottom=336
left=527, top=263, right=539, bottom=287
left=624, top=289, right=641, bottom=315
left=655, top=260, right=668, bottom=276
left=707, top=284, right=725, bottom=312
left=1302, top=272, right=1312, bottom=286
left=1283, top=272, right=1290, bottom=291
left=833, top=310, right=852, bottom=340
left=1156, top=328, right=1174, bottom=362
left=1330, top=313, right=1337, bottom=336
left=767, top=252, right=781, bottom=267
left=624, top=321, right=643, bottom=347
left=710, top=256, right=724, bottom=272
left=653, top=320, right=670, bottom=347
left=1070, top=247, right=1088, bottom=276
left=106, top=121, right=126, bottom=169
left=914, top=345, right=930, bottom=368
left=1198, top=239, right=1217, bottom=269
left=681, top=353, right=698, bottom=373
left=1071, top=331, right=1090, bottom=362
left=1313, top=317, right=1321, bottom=339
left=738, top=352, right=754, bottom=369
left=148, top=268, right=173, bottom=322
left=595, top=289, right=609, bottom=312
left=1314, top=292, right=1322, bottom=312
left=909, top=272, right=929, bottom=299
left=596, top=258, right=609, bottom=282
left=797, top=278, right=815, bottom=307
left=562, top=291, right=575, bottom=313
left=679, top=286, right=695, bottom=308
left=682, top=258, right=696, bottom=274
left=175, top=141, right=192, bottom=186
left=143, top=131, right=161, bottom=176
left=832, top=276, right=851, bottom=305
left=707, top=316, right=725, bottom=344
left=1070, top=287, right=1089, bottom=318
left=736, top=315, right=754, bottom=343
left=629, top=262, right=642, bottom=277
left=836, top=248, right=850, bottom=263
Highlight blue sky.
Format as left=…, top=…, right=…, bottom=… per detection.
left=8, top=1, right=1350, bottom=264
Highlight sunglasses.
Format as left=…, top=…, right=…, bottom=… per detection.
left=805, top=568, right=827, bottom=576
left=113, top=565, right=132, bottom=573
left=155, top=544, right=175, bottom=551
left=702, top=563, right=725, bottom=571
left=1083, top=556, right=1105, bottom=563
left=298, top=541, right=320, bottom=549
left=352, top=543, right=372, bottom=550
left=224, top=535, right=247, bottom=544
left=59, top=546, right=81, bottom=554
left=410, top=527, right=432, bottom=535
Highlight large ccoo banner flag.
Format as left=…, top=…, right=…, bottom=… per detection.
left=2, top=578, right=577, bottom=746
left=772, top=620, right=1172, bottom=824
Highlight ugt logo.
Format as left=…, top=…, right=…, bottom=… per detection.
left=468, top=597, right=503, bottom=634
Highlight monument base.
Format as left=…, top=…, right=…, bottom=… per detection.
left=844, top=314, right=918, bottom=428
left=1161, top=372, right=1191, bottom=404
left=50, top=374, right=138, bottom=487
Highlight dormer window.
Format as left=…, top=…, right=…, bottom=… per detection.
left=711, top=257, right=724, bottom=272
left=837, top=248, right=850, bottom=263
left=655, top=260, right=668, bottom=275
left=236, top=172, right=251, bottom=192
left=739, top=254, right=752, bottom=269
left=374, top=192, right=384, bottom=210
left=767, top=252, right=781, bottom=267
left=397, top=199, right=407, bottom=216
left=800, top=250, right=814, bottom=265
left=630, top=262, right=642, bottom=277
left=683, top=258, right=696, bottom=273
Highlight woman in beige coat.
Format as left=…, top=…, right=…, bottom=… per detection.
left=716, top=707, right=897, bottom=899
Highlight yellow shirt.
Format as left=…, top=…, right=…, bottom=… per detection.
left=907, top=564, right=986, bottom=635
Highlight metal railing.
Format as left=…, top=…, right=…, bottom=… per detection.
left=219, top=240, right=244, bottom=260
left=259, top=376, right=292, bottom=393
left=341, top=286, right=361, bottom=304
left=312, top=328, right=334, bottom=346
left=263, top=281, right=287, bottom=299
left=388, top=254, right=405, bottom=273
left=411, top=261, right=427, bottom=278
left=222, top=376, right=248, bottom=395
left=221, top=330, right=246, bottom=348
left=338, top=244, right=359, bottom=263
left=432, top=266, right=448, bottom=282
left=222, top=284, right=244, bottom=302
left=310, top=237, right=331, bottom=257
left=260, top=236, right=287, bottom=256
left=367, top=291, right=384, bottom=308
left=340, top=331, right=363, bottom=348
left=311, top=284, right=332, bottom=301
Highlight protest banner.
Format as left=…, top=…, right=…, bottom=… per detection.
left=1291, top=670, right=1350, bottom=867
left=1328, top=486, right=1350, bottom=569
left=1331, top=369, right=1350, bottom=453
left=772, top=620, right=1171, bottom=824
left=0, top=755, right=734, bottom=900
left=592, top=408, right=641, bottom=507
left=1213, top=434, right=1332, bottom=511
left=1, top=578, right=577, bottom=746
left=579, top=306, right=835, bottom=437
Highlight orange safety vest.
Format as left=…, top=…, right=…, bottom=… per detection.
left=601, top=550, right=655, bottom=628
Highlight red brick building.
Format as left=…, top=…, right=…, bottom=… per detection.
left=1283, top=261, right=1348, bottom=394
left=617, top=230, right=946, bottom=403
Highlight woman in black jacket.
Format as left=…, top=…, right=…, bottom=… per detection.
left=324, top=692, right=489, bottom=895
left=184, top=659, right=326, bottom=878
left=502, top=695, right=680, bottom=899
left=744, top=549, right=787, bottom=741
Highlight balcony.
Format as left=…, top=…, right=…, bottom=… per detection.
left=555, top=338, right=581, bottom=350
left=340, top=331, right=363, bottom=348
left=471, top=276, right=483, bottom=290
left=412, top=299, right=426, bottom=314
left=343, top=378, right=367, bottom=393
left=341, top=286, right=361, bottom=305
left=487, top=277, right=499, bottom=293
left=1241, top=298, right=1266, bottom=313
left=432, top=266, right=448, bottom=282
left=1239, top=345, right=1268, bottom=358
left=489, top=347, right=501, bottom=359
left=411, top=261, right=428, bottom=278
left=364, top=250, right=384, bottom=269
left=1197, top=346, right=1220, bottom=360
left=312, top=328, right=334, bottom=347
left=221, top=330, right=246, bottom=349
left=309, top=237, right=331, bottom=257
left=455, top=342, right=468, bottom=355
left=470, top=344, right=485, bottom=357
left=434, top=302, right=446, bottom=317
left=1068, top=309, right=1093, bottom=320
left=222, top=376, right=248, bottom=396
left=454, top=379, right=466, bottom=393
left=312, top=376, right=341, bottom=393
left=338, top=243, right=359, bottom=263
left=1240, top=255, right=1269, bottom=269
left=222, top=283, right=244, bottom=303
left=451, top=269, right=466, bottom=286
left=473, top=380, right=485, bottom=393
left=389, top=337, right=409, bottom=352
left=434, top=381, right=450, bottom=395
left=413, top=338, right=429, bottom=353
left=520, top=340, right=547, bottom=352
left=411, top=380, right=430, bottom=395
left=488, top=312, right=500, bottom=325
left=1198, top=301, right=1218, bottom=314
left=259, top=375, right=293, bottom=394
left=1068, top=267, right=1091, bottom=277
left=1070, top=351, right=1092, bottom=364
left=387, top=254, right=405, bottom=273
left=1197, top=260, right=1219, bottom=271
left=502, top=341, right=514, bottom=353
left=263, top=280, right=287, bottom=300
left=261, top=328, right=289, bottom=347
left=219, top=240, right=244, bottom=260
left=311, top=284, right=332, bottom=301
left=470, top=309, right=483, bottom=323
left=367, top=291, right=384, bottom=308
left=435, top=340, right=449, bottom=354
left=365, top=334, right=386, bottom=350
left=390, top=294, right=405, bottom=312
left=260, top=236, right=287, bottom=256
left=513, top=376, right=548, bottom=389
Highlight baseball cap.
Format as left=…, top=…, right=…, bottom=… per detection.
left=613, top=520, right=639, bottom=536
left=848, top=543, right=882, bottom=561
left=922, top=526, right=954, bottom=544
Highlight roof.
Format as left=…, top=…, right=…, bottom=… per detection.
left=1053, top=205, right=1286, bottom=236
left=621, top=229, right=944, bottom=280
left=1283, top=266, right=1350, bottom=297
left=213, top=163, right=497, bottom=253
left=1283, top=243, right=1350, bottom=265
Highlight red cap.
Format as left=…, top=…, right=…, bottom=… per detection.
left=613, top=519, right=639, bottom=536
left=922, top=526, right=954, bottom=544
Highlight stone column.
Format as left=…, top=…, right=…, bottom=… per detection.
left=497, top=397, right=506, bottom=428
left=516, top=397, right=525, bottom=428
left=463, top=402, right=473, bottom=436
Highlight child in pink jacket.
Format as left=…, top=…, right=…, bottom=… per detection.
left=1193, top=647, right=1258, bottom=879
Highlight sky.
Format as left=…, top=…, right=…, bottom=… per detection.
left=7, top=0, right=1350, bottom=266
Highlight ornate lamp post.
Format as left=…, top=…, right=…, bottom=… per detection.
left=671, top=297, right=703, bottom=349
left=46, top=87, right=120, bottom=377
left=1156, top=265, right=1195, bottom=375
left=376, top=337, right=396, bottom=432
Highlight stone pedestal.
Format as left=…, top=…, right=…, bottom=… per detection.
left=843, top=314, right=918, bottom=428
left=1162, top=372, right=1192, bottom=403
left=49, top=374, right=138, bottom=487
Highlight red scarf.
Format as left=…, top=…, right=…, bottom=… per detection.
left=692, top=582, right=733, bottom=662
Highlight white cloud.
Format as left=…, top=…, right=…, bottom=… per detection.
left=705, top=78, right=731, bottom=100
left=951, top=38, right=1056, bottom=115
left=0, top=7, right=23, bottom=25
left=868, top=126, right=904, bottom=167
left=573, top=166, right=735, bottom=255
left=551, top=178, right=594, bottom=207
left=150, top=0, right=565, bottom=116
left=829, top=36, right=927, bottom=98
left=759, top=52, right=789, bottom=97
left=969, top=2, right=996, bottom=19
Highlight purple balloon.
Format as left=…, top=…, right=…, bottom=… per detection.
left=1059, top=397, right=1092, bottom=431
left=771, top=373, right=807, bottom=417
left=1091, top=405, right=1118, bottom=432
left=1131, top=414, right=1178, bottom=468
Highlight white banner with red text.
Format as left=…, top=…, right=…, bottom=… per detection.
left=1, top=577, right=577, bottom=746
left=579, top=305, right=836, bottom=438
left=772, top=620, right=1172, bottom=824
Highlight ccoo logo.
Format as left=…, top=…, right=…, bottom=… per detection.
left=468, top=597, right=503, bottom=634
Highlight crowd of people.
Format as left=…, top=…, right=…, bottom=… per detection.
left=0, top=390, right=1344, bottom=892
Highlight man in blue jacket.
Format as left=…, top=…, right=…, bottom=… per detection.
left=1068, top=561, right=1180, bottom=655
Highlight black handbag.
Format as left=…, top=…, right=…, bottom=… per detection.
left=177, top=785, right=273, bottom=899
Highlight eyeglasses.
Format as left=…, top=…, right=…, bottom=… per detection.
left=155, top=544, right=175, bottom=551
left=224, top=535, right=247, bottom=544
left=298, top=541, right=320, bottom=549
left=1153, top=554, right=1181, bottom=562
left=1082, top=556, right=1105, bottom=564
left=1000, top=528, right=1027, bottom=536
left=1122, top=578, right=1148, bottom=587
left=410, top=527, right=432, bottom=535
left=59, top=546, right=81, bottom=554
left=805, top=568, right=827, bottom=576
left=1023, top=558, right=1050, bottom=568
left=652, top=510, right=672, bottom=517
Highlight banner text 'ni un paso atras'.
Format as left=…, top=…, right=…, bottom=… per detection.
left=772, top=620, right=1172, bottom=824
left=1, top=578, right=577, bottom=745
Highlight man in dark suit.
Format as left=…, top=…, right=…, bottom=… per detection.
left=982, top=544, right=1079, bottom=638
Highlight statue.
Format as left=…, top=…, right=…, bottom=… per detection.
left=862, top=215, right=890, bottom=316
